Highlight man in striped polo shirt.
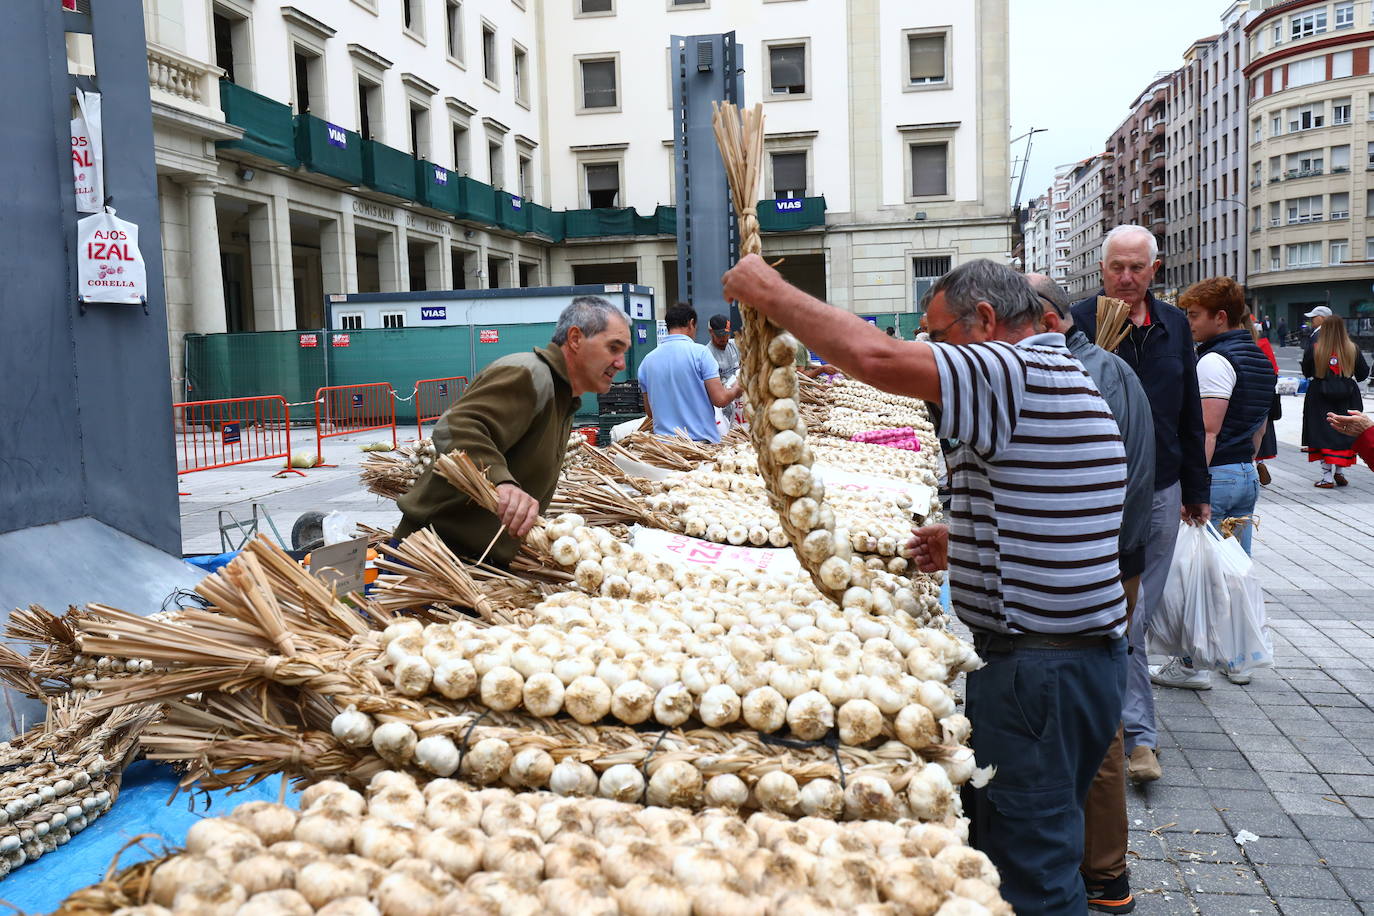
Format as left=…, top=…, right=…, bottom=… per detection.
left=722, top=255, right=1127, bottom=914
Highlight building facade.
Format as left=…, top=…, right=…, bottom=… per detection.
left=143, top=0, right=1013, bottom=390
left=1022, top=193, right=1052, bottom=275
left=1244, top=0, right=1374, bottom=326
left=1064, top=152, right=1114, bottom=296
left=1166, top=42, right=1205, bottom=296
left=1196, top=2, right=1257, bottom=290
left=1107, top=73, right=1171, bottom=291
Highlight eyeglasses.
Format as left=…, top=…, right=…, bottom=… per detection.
left=927, top=316, right=966, bottom=343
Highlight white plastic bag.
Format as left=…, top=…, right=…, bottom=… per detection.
left=1152, top=522, right=1225, bottom=664
left=321, top=511, right=356, bottom=546
left=1152, top=522, right=1273, bottom=674
left=1208, top=525, right=1273, bottom=676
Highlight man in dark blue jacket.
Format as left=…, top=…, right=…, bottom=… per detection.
left=1071, top=225, right=1210, bottom=787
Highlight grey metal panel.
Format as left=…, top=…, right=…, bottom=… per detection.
left=672, top=33, right=743, bottom=342
left=73, top=0, right=181, bottom=554
left=0, top=2, right=88, bottom=534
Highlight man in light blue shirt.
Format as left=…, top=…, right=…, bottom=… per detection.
left=637, top=303, right=742, bottom=443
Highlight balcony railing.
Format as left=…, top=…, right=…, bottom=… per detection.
left=147, top=42, right=224, bottom=117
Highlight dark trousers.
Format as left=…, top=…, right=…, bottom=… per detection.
left=963, top=636, right=1127, bottom=915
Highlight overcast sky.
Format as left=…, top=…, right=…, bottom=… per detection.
left=1009, top=0, right=1240, bottom=206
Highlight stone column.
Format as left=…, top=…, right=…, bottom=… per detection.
left=180, top=176, right=227, bottom=335
left=321, top=211, right=358, bottom=297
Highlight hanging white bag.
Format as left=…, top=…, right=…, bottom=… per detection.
left=1206, top=523, right=1274, bottom=677
left=76, top=208, right=148, bottom=305
left=1151, top=521, right=1227, bottom=665
left=71, top=88, right=104, bottom=213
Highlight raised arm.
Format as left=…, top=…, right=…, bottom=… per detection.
left=722, top=254, right=942, bottom=404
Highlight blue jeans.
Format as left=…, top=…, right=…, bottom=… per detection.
left=1125, top=483, right=1181, bottom=754
left=1209, top=462, right=1259, bottom=555
left=964, top=637, right=1127, bottom=915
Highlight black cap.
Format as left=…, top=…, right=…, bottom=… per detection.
left=708, top=314, right=730, bottom=332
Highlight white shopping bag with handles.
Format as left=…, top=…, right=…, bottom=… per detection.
left=1152, top=522, right=1226, bottom=665
left=1207, top=524, right=1274, bottom=677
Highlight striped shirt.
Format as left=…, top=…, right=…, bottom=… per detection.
left=929, top=333, right=1128, bottom=638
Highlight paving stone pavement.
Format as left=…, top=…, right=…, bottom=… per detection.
left=176, top=383, right=1374, bottom=914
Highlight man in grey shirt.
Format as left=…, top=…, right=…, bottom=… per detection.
left=1030, top=273, right=1155, bottom=914
left=706, top=314, right=740, bottom=378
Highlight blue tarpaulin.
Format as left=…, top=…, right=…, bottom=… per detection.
left=1, top=761, right=300, bottom=913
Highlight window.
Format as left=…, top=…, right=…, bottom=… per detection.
left=1269, top=201, right=1281, bottom=226
left=1286, top=196, right=1322, bottom=223
left=1252, top=162, right=1261, bottom=186
left=912, top=256, right=952, bottom=310
left=212, top=7, right=248, bottom=85
left=513, top=44, right=529, bottom=106
left=1288, top=150, right=1324, bottom=175
left=578, top=0, right=614, bottom=13
left=906, top=31, right=946, bottom=87
left=1252, top=249, right=1261, bottom=271
left=1331, top=240, right=1349, bottom=264
left=1332, top=145, right=1351, bottom=171
left=381, top=312, right=406, bottom=329
left=909, top=143, right=948, bottom=197
left=1335, top=1, right=1354, bottom=28
left=1368, top=238, right=1374, bottom=262
left=585, top=162, right=620, bottom=208
left=488, top=139, right=503, bottom=187
left=1269, top=246, right=1280, bottom=270
left=518, top=154, right=533, bottom=201
left=770, top=151, right=807, bottom=199
left=1287, top=57, right=1322, bottom=88
left=669, top=0, right=707, bottom=6
left=1332, top=50, right=1353, bottom=79
left=446, top=1, right=463, bottom=61
left=1369, top=93, right=1374, bottom=119
left=452, top=122, right=470, bottom=173
left=292, top=46, right=322, bottom=114
left=358, top=76, right=381, bottom=140
left=1270, top=115, right=1281, bottom=137
left=408, top=103, right=429, bottom=160
left=402, top=0, right=423, bottom=39
left=1287, top=241, right=1322, bottom=268
left=339, top=313, right=364, bottom=330
left=579, top=57, right=618, bottom=110
left=1252, top=118, right=1261, bottom=143
left=1288, top=103, right=1324, bottom=132
left=1334, top=99, right=1353, bottom=125
left=1369, top=141, right=1374, bottom=167
left=1290, top=10, right=1326, bottom=38
left=482, top=22, right=497, bottom=84
left=1330, top=192, right=1350, bottom=219
left=767, top=43, right=807, bottom=96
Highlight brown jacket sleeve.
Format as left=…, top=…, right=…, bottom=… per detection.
left=430, top=364, right=537, bottom=487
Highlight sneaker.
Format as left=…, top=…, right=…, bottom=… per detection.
left=1226, top=670, right=1252, bottom=685
left=1087, top=870, right=1136, bottom=913
left=1257, top=463, right=1271, bottom=486
left=1150, top=658, right=1212, bottom=690
left=1127, top=746, right=1161, bottom=784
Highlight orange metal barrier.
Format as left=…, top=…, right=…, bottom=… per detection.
left=414, top=375, right=469, bottom=440
left=173, top=396, right=303, bottom=477
left=314, top=382, right=397, bottom=464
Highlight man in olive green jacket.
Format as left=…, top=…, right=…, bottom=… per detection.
left=395, top=297, right=630, bottom=565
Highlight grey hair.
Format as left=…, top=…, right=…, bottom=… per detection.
left=1025, top=273, right=1072, bottom=323
left=1101, top=225, right=1158, bottom=263
left=552, top=296, right=626, bottom=345
left=929, top=259, right=1043, bottom=332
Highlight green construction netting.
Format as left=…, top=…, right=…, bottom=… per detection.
left=416, top=161, right=460, bottom=212
left=326, top=326, right=472, bottom=424
left=496, top=192, right=530, bottom=233
left=456, top=177, right=499, bottom=225
left=183, top=330, right=327, bottom=409
left=564, top=208, right=666, bottom=239
left=217, top=81, right=298, bottom=167
left=857, top=312, right=923, bottom=339
left=757, top=197, right=827, bottom=232
left=527, top=203, right=566, bottom=241
left=294, top=115, right=364, bottom=186
left=363, top=140, right=418, bottom=200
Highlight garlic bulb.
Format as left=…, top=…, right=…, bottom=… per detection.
left=370, top=722, right=417, bottom=766
left=798, top=779, right=844, bottom=819
left=461, top=737, right=512, bottom=785
left=837, top=698, right=883, bottom=746
left=480, top=666, right=525, bottom=712
left=523, top=672, right=566, bottom=717
left=565, top=676, right=612, bottom=724
left=653, top=682, right=694, bottom=727
left=330, top=706, right=374, bottom=747
left=770, top=430, right=805, bottom=465
left=415, top=735, right=461, bottom=777
left=703, top=773, right=749, bottom=809
left=698, top=683, right=742, bottom=728
left=785, top=690, right=834, bottom=741
left=510, top=748, right=556, bottom=788
left=742, top=686, right=787, bottom=733
left=754, top=771, right=801, bottom=814
left=906, top=762, right=958, bottom=821
left=646, top=761, right=703, bottom=808
left=550, top=760, right=598, bottom=797
left=598, top=764, right=646, bottom=803
left=895, top=703, right=940, bottom=750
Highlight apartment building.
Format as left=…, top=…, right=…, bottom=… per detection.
left=1064, top=152, right=1114, bottom=296
left=1166, top=41, right=1205, bottom=296
left=1196, top=2, right=1256, bottom=289
left=1244, top=0, right=1374, bottom=325
left=1022, top=193, right=1051, bottom=275
left=1107, top=73, right=1171, bottom=293
left=1020, top=166, right=1072, bottom=284
left=142, top=0, right=1012, bottom=387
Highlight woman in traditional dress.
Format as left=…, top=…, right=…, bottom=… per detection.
left=1301, top=315, right=1369, bottom=488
